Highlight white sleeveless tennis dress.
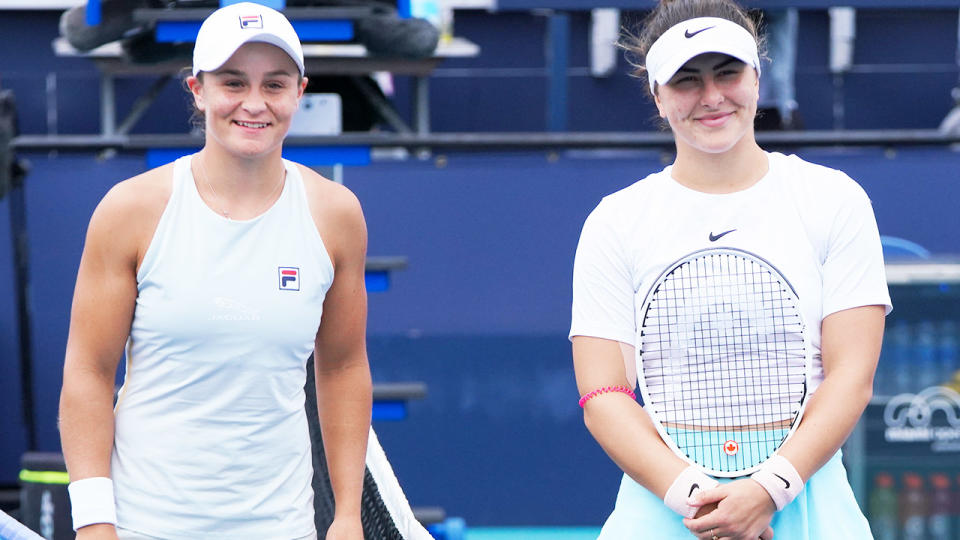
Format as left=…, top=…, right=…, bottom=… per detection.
left=111, top=155, right=333, bottom=539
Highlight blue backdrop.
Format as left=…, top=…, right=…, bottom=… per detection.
left=1, top=2, right=959, bottom=528
left=2, top=146, right=959, bottom=525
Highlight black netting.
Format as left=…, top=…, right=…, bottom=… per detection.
left=304, top=355, right=405, bottom=540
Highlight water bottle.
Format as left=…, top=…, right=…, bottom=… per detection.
left=888, top=321, right=914, bottom=396
left=928, top=473, right=952, bottom=540
left=900, top=472, right=927, bottom=540
left=915, top=321, right=939, bottom=391
left=39, top=490, right=54, bottom=539
left=869, top=472, right=899, bottom=540
left=936, top=321, right=958, bottom=387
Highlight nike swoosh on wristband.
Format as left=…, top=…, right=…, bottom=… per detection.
left=709, top=229, right=736, bottom=242
left=684, top=26, right=715, bottom=38
left=773, top=473, right=791, bottom=489
left=688, top=483, right=700, bottom=497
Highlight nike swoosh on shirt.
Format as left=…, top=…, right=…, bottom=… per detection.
left=684, top=26, right=715, bottom=38
left=709, top=229, right=736, bottom=242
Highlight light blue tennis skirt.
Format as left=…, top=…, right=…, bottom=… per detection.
left=598, top=451, right=872, bottom=540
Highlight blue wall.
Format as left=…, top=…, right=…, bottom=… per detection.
left=1, top=3, right=960, bottom=528
left=2, top=147, right=959, bottom=525
left=0, top=195, right=28, bottom=482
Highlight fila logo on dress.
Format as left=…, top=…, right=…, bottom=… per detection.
left=279, top=267, right=300, bottom=291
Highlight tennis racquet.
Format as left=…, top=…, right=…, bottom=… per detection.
left=637, top=247, right=810, bottom=477
left=0, top=509, right=44, bottom=540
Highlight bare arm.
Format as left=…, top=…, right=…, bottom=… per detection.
left=778, top=305, right=885, bottom=478
left=313, top=186, right=372, bottom=537
left=59, top=182, right=147, bottom=538
left=685, top=305, right=885, bottom=538
left=572, top=336, right=690, bottom=498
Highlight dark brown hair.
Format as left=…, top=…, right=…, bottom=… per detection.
left=181, top=68, right=205, bottom=132
left=620, top=0, right=766, bottom=97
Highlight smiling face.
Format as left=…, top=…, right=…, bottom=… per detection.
left=188, top=42, right=307, bottom=160
left=653, top=52, right=759, bottom=156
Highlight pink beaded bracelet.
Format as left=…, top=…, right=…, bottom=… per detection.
left=578, top=385, right=636, bottom=408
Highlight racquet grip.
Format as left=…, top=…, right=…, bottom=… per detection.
left=663, top=465, right=719, bottom=518
left=0, top=509, right=45, bottom=540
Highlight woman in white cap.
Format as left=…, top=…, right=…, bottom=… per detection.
left=59, top=3, right=369, bottom=539
left=570, top=0, right=890, bottom=538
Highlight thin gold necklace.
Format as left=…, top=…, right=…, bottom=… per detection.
left=196, top=155, right=285, bottom=220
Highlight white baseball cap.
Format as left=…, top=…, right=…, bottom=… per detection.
left=192, top=2, right=305, bottom=77
left=645, top=17, right=760, bottom=94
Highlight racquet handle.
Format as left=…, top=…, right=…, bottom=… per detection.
left=0, top=510, right=44, bottom=540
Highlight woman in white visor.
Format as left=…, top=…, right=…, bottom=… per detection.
left=569, top=0, right=890, bottom=538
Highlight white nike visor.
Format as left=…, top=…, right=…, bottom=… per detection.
left=645, top=17, right=761, bottom=94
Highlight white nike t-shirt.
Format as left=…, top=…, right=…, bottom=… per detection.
left=570, top=152, right=891, bottom=393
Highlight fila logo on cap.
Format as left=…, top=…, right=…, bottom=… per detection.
left=239, top=14, right=263, bottom=29
left=279, top=267, right=300, bottom=291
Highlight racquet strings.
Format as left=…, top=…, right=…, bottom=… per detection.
left=641, top=251, right=806, bottom=474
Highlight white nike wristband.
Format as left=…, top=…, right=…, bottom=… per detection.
left=663, top=465, right=719, bottom=518
left=67, top=477, right=117, bottom=531
left=750, top=455, right=804, bottom=510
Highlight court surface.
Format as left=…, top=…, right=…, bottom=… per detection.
left=467, top=527, right=601, bottom=540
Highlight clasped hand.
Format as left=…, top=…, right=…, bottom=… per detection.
left=682, top=479, right=776, bottom=540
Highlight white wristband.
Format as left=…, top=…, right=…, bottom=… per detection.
left=663, top=465, right=719, bottom=518
left=67, top=477, right=117, bottom=531
left=750, top=455, right=804, bottom=510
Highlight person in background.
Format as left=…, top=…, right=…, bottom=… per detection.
left=60, top=0, right=439, bottom=132
left=756, top=8, right=801, bottom=130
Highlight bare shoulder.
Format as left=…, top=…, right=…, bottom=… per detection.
left=295, top=164, right=366, bottom=264
left=95, top=163, right=173, bottom=222
left=296, top=164, right=363, bottom=219
left=86, top=163, right=174, bottom=263
left=296, top=164, right=365, bottom=232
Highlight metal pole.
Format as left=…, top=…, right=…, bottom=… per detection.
left=413, top=75, right=430, bottom=135
left=101, top=72, right=115, bottom=137
left=546, top=12, right=569, bottom=132
left=350, top=76, right=413, bottom=134
left=1, top=90, right=36, bottom=451
left=6, top=160, right=36, bottom=451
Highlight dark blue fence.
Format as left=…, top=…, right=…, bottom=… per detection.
left=2, top=147, right=959, bottom=524
left=1, top=2, right=960, bottom=527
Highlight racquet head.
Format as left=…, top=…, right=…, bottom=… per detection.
left=636, top=247, right=810, bottom=477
